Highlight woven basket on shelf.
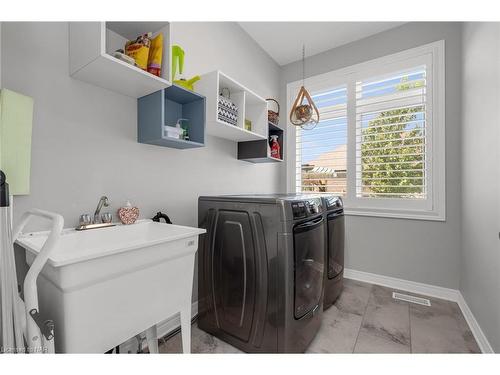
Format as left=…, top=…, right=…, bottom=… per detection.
left=266, top=98, right=280, bottom=125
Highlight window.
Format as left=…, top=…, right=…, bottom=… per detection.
left=288, top=41, right=445, bottom=220
left=355, top=67, right=427, bottom=200
left=296, top=85, right=347, bottom=195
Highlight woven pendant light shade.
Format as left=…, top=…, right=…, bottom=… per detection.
left=289, top=85, right=320, bottom=128
left=289, top=45, right=320, bottom=129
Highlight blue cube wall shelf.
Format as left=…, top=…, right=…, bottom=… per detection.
left=138, top=85, right=206, bottom=149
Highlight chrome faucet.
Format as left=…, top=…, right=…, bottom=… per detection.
left=76, top=196, right=115, bottom=231
left=93, top=196, right=110, bottom=224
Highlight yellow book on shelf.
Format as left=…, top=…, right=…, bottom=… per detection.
left=0, top=89, right=34, bottom=195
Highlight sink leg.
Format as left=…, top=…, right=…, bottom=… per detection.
left=180, top=306, right=191, bottom=353
left=145, top=325, right=159, bottom=354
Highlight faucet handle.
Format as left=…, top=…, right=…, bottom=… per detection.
left=80, top=214, right=92, bottom=226
left=101, top=213, right=112, bottom=224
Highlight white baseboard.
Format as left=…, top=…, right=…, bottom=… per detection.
left=457, top=293, right=494, bottom=353
left=344, top=268, right=460, bottom=301
left=119, top=301, right=198, bottom=353
left=344, top=268, right=494, bottom=353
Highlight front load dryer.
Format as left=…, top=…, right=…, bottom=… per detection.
left=321, top=195, right=345, bottom=309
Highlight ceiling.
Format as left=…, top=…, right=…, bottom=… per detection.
left=238, top=22, right=404, bottom=66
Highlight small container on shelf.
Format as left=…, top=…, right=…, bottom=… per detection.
left=163, top=124, right=184, bottom=139
left=270, top=135, right=281, bottom=160
left=181, top=123, right=190, bottom=141
left=164, top=118, right=190, bottom=140
left=113, top=50, right=136, bottom=66
left=217, top=87, right=239, bottom=126
left=245, top=119, right=252, bottom=131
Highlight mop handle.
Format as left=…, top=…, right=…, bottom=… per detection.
left=13, top=209, right=64, bottom=351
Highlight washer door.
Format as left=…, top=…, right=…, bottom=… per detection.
left=213, top=210, right=256, bottom=342
left=327, top=213, right=345, bottom=279
left=293, top=215, right=325, bottom=319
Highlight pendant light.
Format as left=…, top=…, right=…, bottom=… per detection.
left=289, top=45, right=320, bottom=130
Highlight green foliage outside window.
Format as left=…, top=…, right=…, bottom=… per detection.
left=360, top=76, right=426, bottom=197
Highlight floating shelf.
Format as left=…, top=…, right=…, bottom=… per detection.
left=268, top=121, right=283, bottom=132
left=238, top=139, right=283, bottom=163
left=238, top=122, right=285, bottom=163
left=195, top=71, right=267, bottom=142
left=138, top=85, right=206, bottom=149
left=69, top=22, right=172, bottom=98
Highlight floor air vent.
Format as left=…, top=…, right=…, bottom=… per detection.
left=392, top=292, right=431, bottom=306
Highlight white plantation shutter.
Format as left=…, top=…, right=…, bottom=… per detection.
left=295, top=86, right=348, bottom=195
left=288, top=41, right=445, bottom=220
left=355, top=67, right=427, bottom=199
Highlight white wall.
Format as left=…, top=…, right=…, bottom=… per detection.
left=1, top=22, right=281, bottom=232
left=461, top=22, right=500, bottom=352
left=171, top=23, right=281, bottom=99
left=280, top=22, right=463, bottom=289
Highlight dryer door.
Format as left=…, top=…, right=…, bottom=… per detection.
left=212, top=210, right=256, bottom=342
left=293, top=215, right=325, bottom=319
left=327, top=213, right=345, bottom=279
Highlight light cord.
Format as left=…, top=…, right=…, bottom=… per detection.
left=302, top=44, right=305, bottom=87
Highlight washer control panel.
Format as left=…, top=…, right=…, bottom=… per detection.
left=291, top=198, right=323, bottom=219
left=291, top=201, right=307, bottom=219
left=306, top=200, right=320, bottom=214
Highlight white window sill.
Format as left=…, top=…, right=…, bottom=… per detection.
left=344, top=207, right=446, bottom=222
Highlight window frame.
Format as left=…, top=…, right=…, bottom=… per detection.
left=286, top=40, right=446, bottom=221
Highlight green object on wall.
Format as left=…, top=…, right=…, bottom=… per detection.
left=171, top=45, right=185, bottom=82
left=0, top=89, right=34, bottom=195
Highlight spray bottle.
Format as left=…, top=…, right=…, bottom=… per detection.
left=270, top=135, right=281, bottom=159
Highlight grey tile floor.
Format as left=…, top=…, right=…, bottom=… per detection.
left=157, top=279, right=481, bottom=354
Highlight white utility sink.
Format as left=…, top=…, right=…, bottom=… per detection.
left=16, top=220, right=205, bottom=353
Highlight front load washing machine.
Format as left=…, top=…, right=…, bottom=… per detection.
left=197, top=194, right=325, bottom=353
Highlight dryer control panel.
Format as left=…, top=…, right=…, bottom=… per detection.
left=324, top=196, right=343, bottom=210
